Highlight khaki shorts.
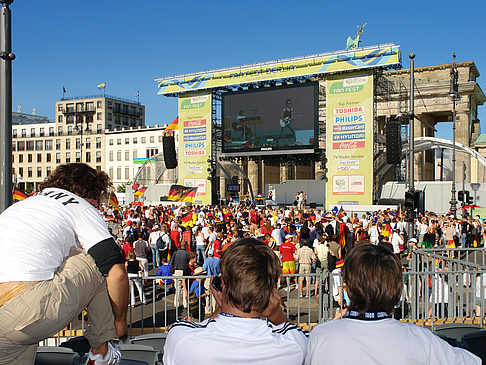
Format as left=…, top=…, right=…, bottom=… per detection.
left=0, top=246, right=115, bottom=365
left=299, top=263, right=312, bottom=274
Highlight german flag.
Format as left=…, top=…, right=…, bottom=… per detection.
left=108, top=193, right=120, bottom=210
left=163, top=117, right=178, bottom=135
left=134, top=186, right=147, bottom=197
left=167, top=185, right=197, bottom=203
left=181, top=211, right=196, bottom=228
left=13, top=189, right=28, bottom=201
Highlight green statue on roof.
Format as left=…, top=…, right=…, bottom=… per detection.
left=346, top=23, right=367, bottom=50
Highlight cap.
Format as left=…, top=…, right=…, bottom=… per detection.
left=194, top=267, right=207, bottom=276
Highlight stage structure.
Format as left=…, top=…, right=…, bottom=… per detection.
left=155, top=44, right=401, bottom=207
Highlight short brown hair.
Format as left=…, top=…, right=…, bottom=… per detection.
left=220, top=238, right=281, bottom=314
left=343, top=244, right=402, bottom=316
left=39, top=163, right=112, bottom=202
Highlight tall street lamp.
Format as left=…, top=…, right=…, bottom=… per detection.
left=74, top=116, right=90, bottom=163
left=449, top=53, right=459, bottom=216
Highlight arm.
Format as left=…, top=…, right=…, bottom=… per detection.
left=105, top=263, right=129, bottom=338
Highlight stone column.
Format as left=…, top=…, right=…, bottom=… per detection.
left=247, top=159, right=259, bottom=195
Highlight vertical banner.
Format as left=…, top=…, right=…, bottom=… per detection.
left=178, top=91, right=212, bottom=205
left=326, top=70, right=373, bottom=208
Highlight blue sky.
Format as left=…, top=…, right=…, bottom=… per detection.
left=10, top=0, right=485, bottom=140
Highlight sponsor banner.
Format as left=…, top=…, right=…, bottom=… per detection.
left=158, top=45, right=400, bottom=94
left=326, top=70, right=373, bottom=207
left=178, top=91, right=212, bottom=205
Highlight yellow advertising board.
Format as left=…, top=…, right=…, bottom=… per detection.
left=178, top=91, right=212, bottom=205
left=158, top=45, right=399, bottom=95
left=326, top=70, right=374, bottom=208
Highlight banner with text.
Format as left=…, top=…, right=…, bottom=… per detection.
left=158, top=45, right=399, bottom=94
left=326, top=70, right=373, bottom=208
left=178, top=91, right=212, bottom=205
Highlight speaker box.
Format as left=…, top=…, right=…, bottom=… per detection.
left=309, top=202, right=317, bottom=209
left=163, top=135, right=177, bottom=169
left=386, top=121, right=402, bottom=165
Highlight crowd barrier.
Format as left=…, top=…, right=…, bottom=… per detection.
left=41, top=247, right=486, bottom=346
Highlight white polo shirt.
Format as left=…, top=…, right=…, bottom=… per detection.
left=0, top=188, right=112, bottom=282
left=163, top=314, right=308, bottom=365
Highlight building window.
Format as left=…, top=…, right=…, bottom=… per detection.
left=114, top=103, right=120, bottom=113
left=117, top=151, right=121, bottom=161
left=117, top=167, right=121, bottom=180
left=12, top=129, right=17, bottom=138
left=141, top=137, right=146, bottom=144
left=114, top=115, right=120, bottom=124
left=37, top=153, right=42, bottom=162
left=138, top=108, right=143, bottom=115
left=86, top=114, right=93, bottom=124
left=125, top=138, right=129, bottom=144
left=12, top=143, right=16, bottom=151
left=122, top=105, right=128, bottom=114
left=130, top=106, right=135, bottom=115
left=76, top=103, right=83, bottom=112
left=28, top=154, right=32, bottom=163
left=158, top=135, right=162, bottom=142
left=66, top=115, right=74, bottom=124
left=58, top=126, right=63, bottom=136
left=66, top=139, right=71, bottom=149
left=26, top=141, right=34, bottom=151
left=150, top=136, right=154, bottom=143
left=122, top=116, right=128, bottom=126
left=19, top=167, right=23, bottom=177
left=133, top=150, right=137, bottom=159
left=45, top=140, right=53, bottom=150
left=76, top=151, right=81, bottom=163
left=86, top=102, right=94, bottom=112
left=96, top=151, right=101, bottom=162
left=97, top=100, right=102, bottom=108
left=55, top=139, right=61, bottom=150
left=46, top=166, right=51, bottom=176
left=56, top=153, right=61, bottom=163
left=28, top=167, right=32, bottom=177
left=76, top=138, right=81, bottom=149
left=96, top=137, right=101, bottom=148
left=97, top=124, right=102, bottom=134
left=46, top=153, right=51, bottom=162
left=86, top=151, right=91, bottom=162
left=66, top=103, right=74, bottom=113
left=37, top=167, right=42, bottom=178
left=109, top=139, right=113, bottom=146
left=85, top=138, right=91, bottom=148
left=35, top=140, right=43, bottom=151
left=49, top=127, right=54, bottom=136
left=117, top=139, right=121, bottom=145
left=108, top=124, right=112, bottom=130
left=58, top=104, right=63, bottom=112
left=109, top=168, right=114, bottom=179
left=67, top=126, right=73, bottom=135
left=39, top=128, right=45, bottom=137
left=66, top=152, right=70, bottom=163
left=18, top=141, right=25, bottom=151
left=109, top=151, right=114, bottom=162
left=97, top=112, right=102, bottom=120
left=125, top=167, right=130, bottom=180
left=19, top=154, right=23, bottom=162
left=133, top=137, right=137, bottom=144
left=21, top=129, right=26, bottom=138
left=30, top=128, right=35, bottom=137
left=107, top=101, right=112, bottom=108
left=107, top=113, right=112, bottom=121
left=125, top=151, right=129, bottom=161
left=130, top=118, right=135, bottom=127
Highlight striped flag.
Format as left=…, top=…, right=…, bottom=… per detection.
left=167, top=185, right=197, bottom=203
left=13, top=189, right=28, bottom=201
left=163, top=117, right=179, bottom=135
left=108, top=193, right=120, bottom=210
left=97, top=82, right=106, bottom=89
left=134, top=186, right=147, bottom=197
left=181, top=211, right=196, bottom=228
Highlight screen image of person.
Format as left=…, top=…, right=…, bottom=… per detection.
left=280, top=99, right=296, bottom=138
left=305, top=244, right=480, bottom=365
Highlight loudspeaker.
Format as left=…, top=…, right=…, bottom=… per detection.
left=309, top=202, right=317, bottom=209
left=163, top=135, right=177, bottom=169
left=386, top=121, right=402, bottom=165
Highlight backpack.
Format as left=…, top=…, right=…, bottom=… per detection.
left=156, top=233, right=168, bottom=250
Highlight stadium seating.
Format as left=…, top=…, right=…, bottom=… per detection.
left=118, top=344, right=160, bottom=365
left=34, top=346, right=78, bottom=365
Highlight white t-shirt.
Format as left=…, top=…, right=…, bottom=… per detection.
left=149, top=230, right=162, bottom=246
left=0, top=188, right=112, bottom=282
left=164, top=314, right=308, bottom=365
left=306, top=318, right=480, bottom=365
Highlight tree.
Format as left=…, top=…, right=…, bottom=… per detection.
left=117, top=180, right=132, bottom=193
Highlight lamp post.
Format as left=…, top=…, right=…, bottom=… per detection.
left=407, top=53, right=415, bottom=239
left=74, top=116, right=90, bottom=163
left=449, top=53, right=459, bottom=216
left=0, top=0, right=14, bottom=212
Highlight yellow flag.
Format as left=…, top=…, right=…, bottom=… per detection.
left=97, top=82, right=106, bottom=88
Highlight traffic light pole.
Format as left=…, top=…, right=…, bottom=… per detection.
left=462, top=162, right=466, bottom=218
left=449, top=53, right=458, bottom=217
left=407, top=53, right=415, bottom=239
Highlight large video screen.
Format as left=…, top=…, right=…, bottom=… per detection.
left=222, top=83, right=318, bottom=155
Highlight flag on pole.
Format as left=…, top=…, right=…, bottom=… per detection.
left=63, top=86, right=67, bottom=93
left=97, top=82, right=106, bottom=89
left=108, top=193, right=120, bottom=210
left=163, top=117, right=179, bottom=135
left=132, top=183, right=140, bottom=191
left=337, top=206, right=345, bottom=219
left=134, top=186, right=147, bottom=197
left=135, top=91, right=140, bottom=97
left=12, top=189, right=28, bottom=201
left=167, top=185, right=198, bottom=202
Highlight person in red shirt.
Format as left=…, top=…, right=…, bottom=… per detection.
left=122, top=238, right=135, bottom=259
left=279, top=238, right=297, bottom=290
left=170, top=223, right=181, bottom=251
left=213, top=231, right=224, bottom=259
